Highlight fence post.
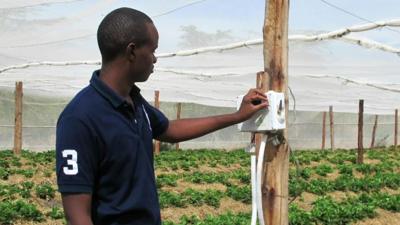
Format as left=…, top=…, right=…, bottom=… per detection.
left=175, top=103, right=181, bottom=150
left=329, top=106, right=335, bottom=150
left=395, top=109, right=398, bottom=149
left=370, top=115, right=378, bottom=149
left=154, top=90, right=160, bottom=154
left=322, top=111, right=326, bottom=150
left=357, top=100, right=364, bottom=164
left=13, top=81, right=23, bottom=154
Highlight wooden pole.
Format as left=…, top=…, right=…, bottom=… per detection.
left=395, top=109, right=398, bottom=149
left=260, top=0, right=289, bottom=224
left=254, top=72, right=266, bottom=154
left=321, top=111, right=326, bottom=150
left=154, top=90, right=160, bottom=154
left=175, top=103, right=181, bottom=150
left=13, top=81, right=23, bottom=154
left=357, top=100, right=364, bottom=164
left=370, top=115, right=378, bottom=149
left=329, top=106, right=335, bottom=150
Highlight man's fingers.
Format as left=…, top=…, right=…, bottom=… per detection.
left=250, top=94, right=268, bottom=103
left=253, top=89, right=267, bottom=97
left=255, top=102, right=269, bottom=110
left=247, top=88, right=267, bottom=98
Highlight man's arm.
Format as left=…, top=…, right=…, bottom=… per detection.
left=158, top=89, right=268, bottom=143
left=62, top=193, right=93, bottom=225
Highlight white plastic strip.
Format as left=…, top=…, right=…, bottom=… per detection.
left=251, top=153, right=257, bottom=225
left=248, top=144, right=257, bottom=225
left=256, top=134, right=268, bottom=225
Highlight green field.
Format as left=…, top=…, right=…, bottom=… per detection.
left=0, top=147, right=399, bottom=225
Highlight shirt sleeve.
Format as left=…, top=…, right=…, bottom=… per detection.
left=56, top=116, right=98, bottom=194
left=141, top=100, right=169, bottom=138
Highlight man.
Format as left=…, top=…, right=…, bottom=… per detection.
left=56, top=7, right=268, bottom=225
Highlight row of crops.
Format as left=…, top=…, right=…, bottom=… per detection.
left=0, top=147, right=399, bottom=224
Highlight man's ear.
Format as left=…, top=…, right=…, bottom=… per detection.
left=126, top=43, right=136, bottom=62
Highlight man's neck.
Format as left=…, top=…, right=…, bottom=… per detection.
left=99, top=62, right=133, bottom=101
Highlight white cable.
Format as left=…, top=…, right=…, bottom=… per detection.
left=1, top=37, right=398, bottom=75
left=249, top=144, right=257, bottom=225
left=1, top=33, right=398, bottom=75
left=256, top=134, right=268, bottom=225
left=290, top=20, right=400, bottom=41
left=342, top=36, right=400, bottom=55
left=304, top=74, right=400, bottom=93
left=157, top=19, right=400, bottom=58
left=156, top=68, right=242, bottom=79
left=291, top=35, right=400, bottom=54
left=0, top=60, right=100, bottom=73
left=1, top=19, right=399, bottom=74
left=156, top=39, right=261, bottom=58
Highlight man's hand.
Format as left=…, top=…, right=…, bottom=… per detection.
left=235, top=88, right=269, bottom=122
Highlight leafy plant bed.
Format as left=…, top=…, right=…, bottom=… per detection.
left=0, top=147, right=399, bottom=224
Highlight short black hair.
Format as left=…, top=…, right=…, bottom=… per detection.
left=97, top=7, right=153, bottom=63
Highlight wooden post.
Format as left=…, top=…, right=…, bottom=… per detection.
left=260, top=0, right=289, bottom=224
left=154, top=90, right=160, bottom=154
left=357, top=100, right=364, bottom=164
left=321, top=112, right=326, bottom=150
left=329, top=106, right=335, bottom=150
left=254, top=72, right=266, bottom=154
left=395, top=109, right=398, bottom=149
left=370, top=115, right=378, bottom=149
left=13, top=81, right=23, bottom=154
left=175, top=103, right=181, bottom=150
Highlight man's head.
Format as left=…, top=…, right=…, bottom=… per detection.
left=97, top=8, right=158, bottom=82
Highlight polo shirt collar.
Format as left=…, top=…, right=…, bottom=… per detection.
left=90, top=70, right=141, bottom=109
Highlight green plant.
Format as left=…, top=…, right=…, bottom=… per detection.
left=306, top=179, right=334, bottom=195
left=15, top=169, right=35, bottom=178
left=14, top=200, right=44, bottom=221
left=226, top=185, right=251, bottom=204
left=47, top=206, right=64, bottom=219
left=0, top=200, right=44, bottom=224
left=337, top=164, right=353, bottom=175
left=159, top=191, right=185, bottom=208
left=35, top=182, right=55, bottom=200
left=0, top=168, right=10, bottom=180
left=289, top=204, right=313, bottom=225
left=157, top=174, right=180, bottom=188
left=314, top=164, right=333, bottom=176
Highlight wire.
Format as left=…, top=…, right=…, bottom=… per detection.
left=0, top=0, right=83, bottom=9
left=1, top=34, right=94, bottom=48
left=318, top=0, right=400, bottom=35
left=152, top=0, right=208, bottom=18
left=0, top=0, right=209, bottom=48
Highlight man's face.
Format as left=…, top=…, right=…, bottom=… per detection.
left=130, top=23, right=158, bottom=82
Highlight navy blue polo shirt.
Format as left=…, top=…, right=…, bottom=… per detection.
left=56, top=70, right=169, bottom=225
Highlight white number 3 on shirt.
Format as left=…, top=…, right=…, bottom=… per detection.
left=62, top=149, right=78, bottom=175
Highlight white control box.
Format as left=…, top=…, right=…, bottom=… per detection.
left=237, top=91, right=286, bottom=132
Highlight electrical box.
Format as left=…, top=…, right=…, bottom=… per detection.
left=237, top=91, right=286, bottom=132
